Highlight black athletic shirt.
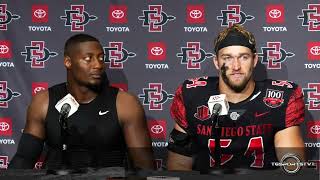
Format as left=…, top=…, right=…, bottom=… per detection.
left=169, top=76, right=304, bottom=171
left=44, top=83, right=127, bottom=169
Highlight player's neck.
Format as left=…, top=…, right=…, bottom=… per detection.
left=219, top=78, right=255, bottom=104
left=66, top=82, right=98, bottom=104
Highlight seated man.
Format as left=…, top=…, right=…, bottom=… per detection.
left=167, top=24, right=305, bottom=173
left=9, top=34, right=154, bottom=170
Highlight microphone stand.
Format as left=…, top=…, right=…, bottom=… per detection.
left=211, top=114, right=221, bottom=169
left=60, top=113, right=68, bottom=170
left=210, top=115, right=237, bottom=175
left=47, top=114, right=70, bottom=175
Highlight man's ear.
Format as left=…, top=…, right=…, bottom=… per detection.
left=213, top=55, right=219, bottom=70
left=64, top=56, right=71, bottom=69
left=253, top=53, right=258, bottom=68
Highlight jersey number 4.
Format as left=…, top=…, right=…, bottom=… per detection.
left=208, top=136, right=264, bottom=168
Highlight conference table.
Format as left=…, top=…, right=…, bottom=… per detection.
left=0, top=167, right=318, bottom=180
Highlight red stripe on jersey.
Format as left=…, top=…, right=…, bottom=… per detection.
left=285, top=87, right=305, bottom=127
left=170, top=85, right=188, bottom=129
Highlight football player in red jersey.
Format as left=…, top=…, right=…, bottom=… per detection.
left=167, top=24, right=305, bottom=173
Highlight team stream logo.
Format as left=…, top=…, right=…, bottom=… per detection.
left=271, top=153, right=317, bottom=174
left=138, top=5, right=176, bottom=32
left=106, top=5, right=130, bottom=32
left=217, top=5, right=254, bottom=27
left=184, top=4, right=208, bottom=32
left=21, top=41, right=58, bottom=68
left=257, top=42, right=295, bottom=69
left=263, top=4, right=287, bottom=32
left=138, top=83, right=174, bottom=110
left=297, top=4, right=320, bottom=31
left=303, top=83, right=320, bottom=110
left=60, top=5, right=97, bottom=32
left=0, top=81, right=21, bottom=108
left=103, top=42, right=136, bottom=69
left=0, top=4, right=20, bottom=31
left=0, top=118, right=15, bottom=145
left=29, top=4, right=51, bottom=32
left=176, top=42, right=213, bottom=69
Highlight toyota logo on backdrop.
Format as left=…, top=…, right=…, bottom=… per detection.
left=151, top=47, right=164, bottom=56
left=0, top=40, right=11, bottom=58
left=112, top=10, right=124, bottom=19
left=0, top=45, right=9, bottom=54
left=269, top=9, right=281, bottom=18
left=186, top=4, right=205, bottom=24
left=0, top=122, right=9, bottom=132
left=310, top=46, right=320, bottom=56
left=151, top=125, right=164, bottom=134
left=307, top=121, right=320, bottom=138
left=307, top=42, right=320, bottom=60
left=34, top=9, right=46, bottom=18
left=147, top=120, right=166, bottom=140
left=310, top=125, right=320, bottom=135
left=190, top=10, right=202, bottom=19
left=148, top=42, right=166, bottom=60
left=0, top=118, right=12, bottom=136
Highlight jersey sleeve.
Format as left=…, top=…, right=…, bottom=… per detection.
left=285, top=86, right=305, bottom=128
left=170, top=84, right=189, bottom=130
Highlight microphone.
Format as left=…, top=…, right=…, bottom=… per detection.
left=55, top=93, right=79, bottom=118
left=211, top=103, right=222, bottom=118
left=207, top=94, right=229, bottom=116
left=59, top=103, right=71, bottom=120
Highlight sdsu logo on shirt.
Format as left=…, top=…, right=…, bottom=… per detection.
left=263, top=89, right=284, bottom=108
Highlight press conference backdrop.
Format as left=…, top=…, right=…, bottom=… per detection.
left=0, top=0, right=319, bottom=170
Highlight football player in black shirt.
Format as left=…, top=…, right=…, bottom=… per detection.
left=10, top=34, right=154, bottom=170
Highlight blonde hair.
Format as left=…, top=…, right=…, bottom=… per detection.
left=214, top=24, right=256, bottom=53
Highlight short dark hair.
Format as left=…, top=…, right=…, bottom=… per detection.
left=64, top=33, right=100, bottom=57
